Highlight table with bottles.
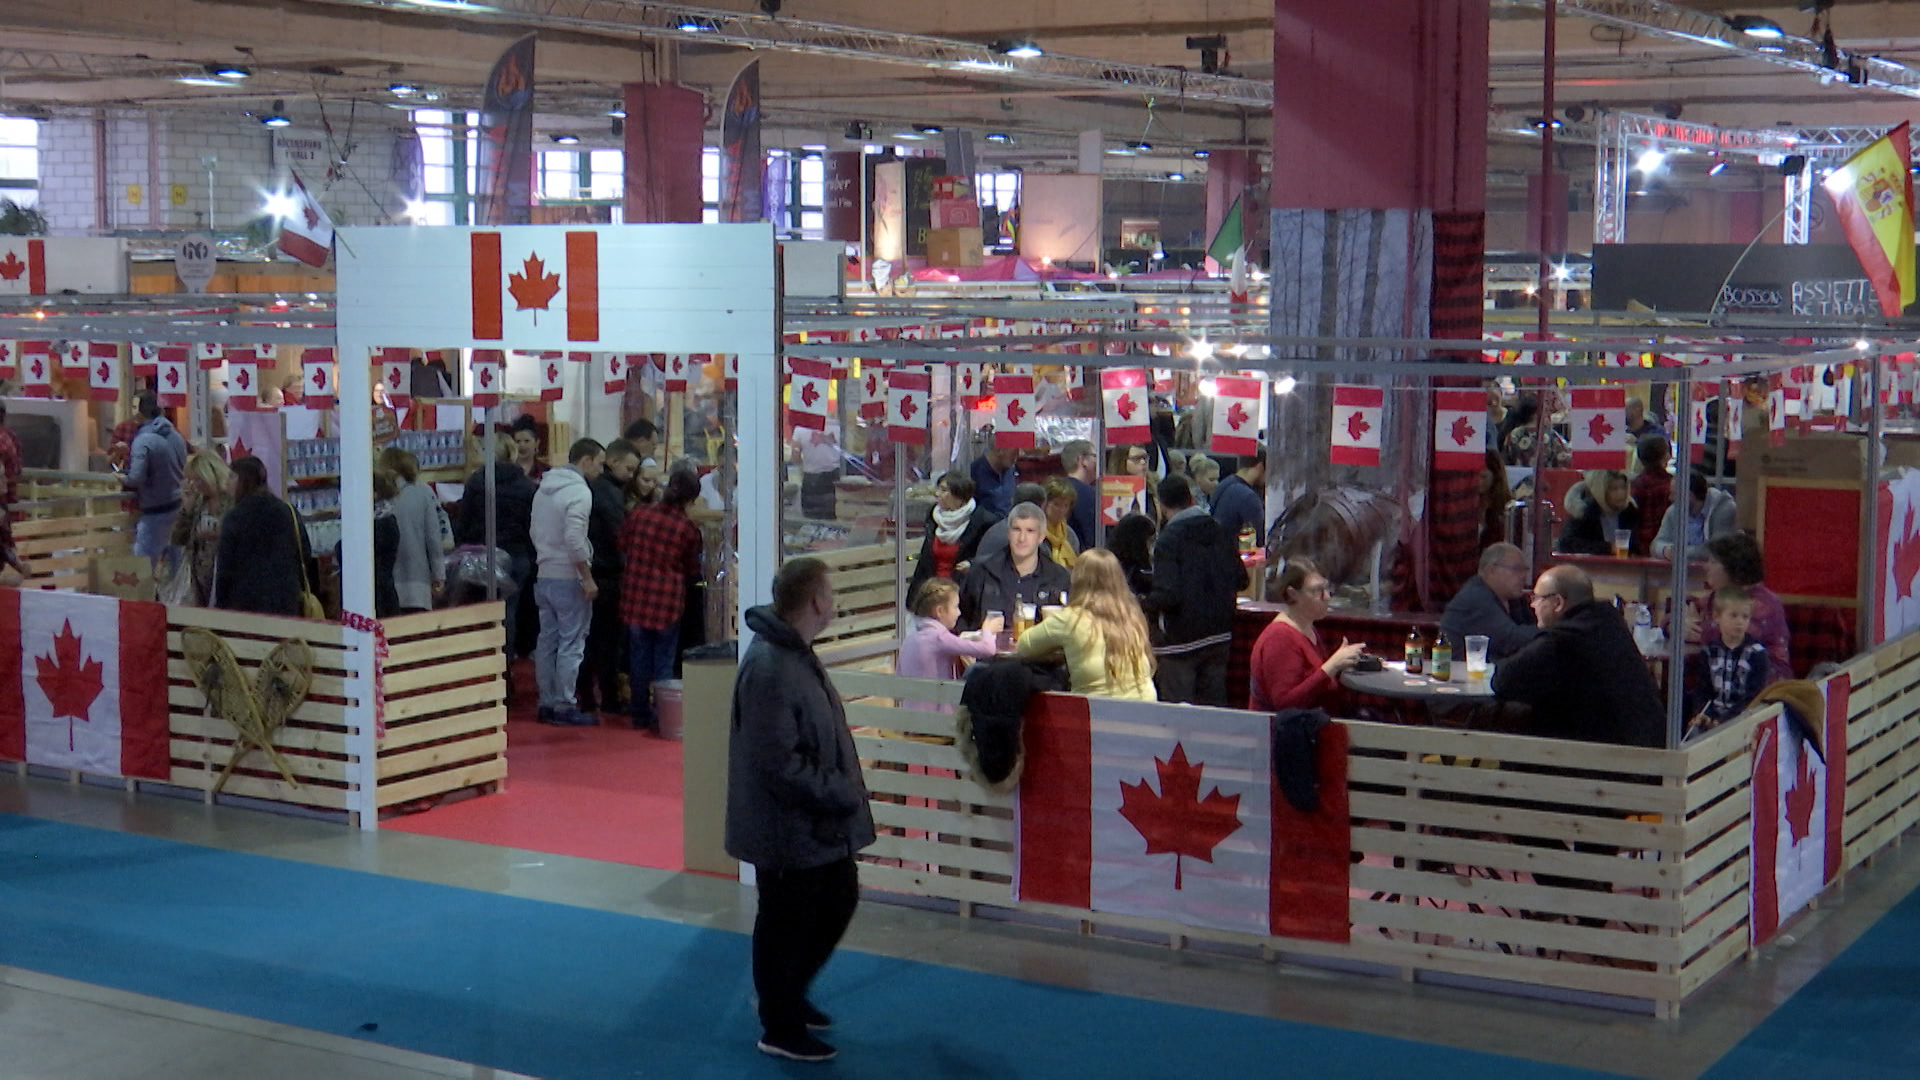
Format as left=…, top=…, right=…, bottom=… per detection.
left=1339, top=629, right=1496, bottom=701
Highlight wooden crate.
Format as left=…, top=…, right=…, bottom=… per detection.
left=812, top=542, right=902, bottom=655
left=375, top=603, right=509, bottom=810
left=11, top=470, right=137, bottom=592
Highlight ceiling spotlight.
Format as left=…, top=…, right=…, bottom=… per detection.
left=1778, top=153, right=1808, bottom=176
left=1563, top=105, right=1587, bottom=122
left=211, top=64, right=250, bottom=80
left=990, top=40, right=1044, bottom=59
left=1530, top=116, right=1563, bottom=130
left=551, top=133, right=580, bottom=144
left=261, top=190, right=300, bottom=219
left=1728, top=15, right=1786, bottom=39
left=389, top=82, right=419, bottom=96
left=1192, top=148, right=1211, bottom=159
left=1274, top=376, right=1297, bottom=395
left=1106, top=146, right=1136, bottom=156
left=1708, top=160, right=1729, bottom=176
left=914, top=124, right=943, bottom=135
left=1634, top=148, right=1667, bottom=173
left=1166, top=172, right=1186, bottom=181
left=606, top=106, right=626, bottom=118
left=678, top=16, right=710, bottom=31
left=758, top=0, right=782, bottom=13
left=176, top=75, right=234, bottom=87
left=1131, top=140, right=1153, bottom=152
left=261, top=108, right=292, bottom=129
left=985, top=132, right=1012, bottom=144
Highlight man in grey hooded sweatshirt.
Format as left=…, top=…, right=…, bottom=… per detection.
left=121, top=390, right=188, bottom=570
left=726, top=556, right=875, bottom=1064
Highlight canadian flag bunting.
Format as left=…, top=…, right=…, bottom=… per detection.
left=1329, top=385, right=1384, bottom=466
left=302, top=348, right=335, bottom=410
left=605, top=354, right=627, bottom=395
left=88, top=345, right=121, bottom=402
left=375, top=346, right=408, bottom=369
left=1433, top=389, right=1486, bottom=470
left=132, top=343, right=165, bottom=377
left=1688, top=383, right=1716, bottom=463
left=19, top=341, right=51, bottom=398
left=0, top=591, right=172, bottom=780
left=1102, top=368, right=1152, bottom=443
left=724, top=352, right=739, bottom=391
left=195, top=342, right=224, bottom=371
left=858, top=367, right=886, bottom=422
left=664, top=353, right=690, bottom=392
left=59, top=340, right=89, bottom=374
left=1016, top=695, right=1350, bottom=942
left=156, top=356, right=189, bottom=408
left=1567, top=387, right=1627, bottom=469
left=227, top=355, right=259, bottom=411
left=1750, top=678, right=1848, bottom=947
left=956, top=362, right=985, bottom=406
left=1209, top=375, right=1267, bottom=457
left=277, top=170, right=336, bottom=268
left=380, top=360, right=411, bottom=407
left=787, top=357, right=832, bottom=431
left=0, top=238, right=48, bottom=295
left=0, top=340, right=15, bottom=380
left=470, top=229, right=601, bottom=343
left=886, top=369, right=931, bottom=444
left=1768, top=376, right=1788, bottom=447
left=470, top=350, right=503, bottom=407
left=994, top=370, right=1038, bottom=448
left=538, top=353, right=565, bottom=402
left=568, top=350, right=592, bottom=365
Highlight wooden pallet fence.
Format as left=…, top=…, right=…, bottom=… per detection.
left=813, top=543, right=901, bottom=654
left=1841, top=632, right=1920, bottom=871
left=375, top=603, right=509, bottom=810
left=164, top=605, right=362, bottom=817
left=11, top=470, right=137, bottom=591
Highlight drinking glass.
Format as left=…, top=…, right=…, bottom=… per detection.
left=1612, top=529, right=1632, bottom=558
left=1465, top=634, right=1490, bottom=685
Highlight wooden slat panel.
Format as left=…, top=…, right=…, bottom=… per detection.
left=385, top=679, right=504, bottom=723
left=1682, top=820, right=1756, bottom=890
left=1352, top=825, right=1679, bottom=890
left=375, top=757, right=506, bottom=807
left=166, top=686, right=347, bottom=728
left=1678, top=885, right=1751, bottom=961
left=1348, top=863, right=1680, bottom=926
left=1681, top=855, right=1752, bottom=925
left=168, top=607, right=348, bottom=646
left=1349, top=721, right=1684, bottom=778
left=830, top=563, right=903, bottom=590
left=169, top=739, right=350, bottom=784
left=833, top=670, right=965, bottom=706
left=869, top=800, right=1016, bottom=843
left=814, top=543, right=896, bottom=569
left=861, top=766, right=1009, bottom=808
left=167, top=633, right=353, bottom=670
left=1345, top=790, right=1674, bottom=850
left=166, top=659, right=348, bottom=700
left=383, top=603, right=506, bottom=639
left=377, top=731, right=507, bottom=780
left=169, top=714, right=349, bottom=754
left=1345, top=756, right=1686, bottom=816
left=854, top=734, right=969, bottom=772
left=1347, top=898, right=1674, bottom=964
left=168, top=769, right=350, bottom=809
left=379, top=706, right=507, bottom=752
left=865, top=833, right=1014, bottom=876
left=857, top=860, right=1011, bottom=905
left=845, top=702, right=962, bottom=738
left=385, top=626, right=504, bottom=667
left=384, top=655, right=501, bottom=696
left=1680, top=927, right=1752, bottom=997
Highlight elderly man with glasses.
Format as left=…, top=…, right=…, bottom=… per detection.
left=1491, top=564, right=1667, bottom=748
left=1440, top=543, right=1541, bottom=661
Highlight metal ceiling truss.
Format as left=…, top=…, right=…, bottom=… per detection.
left=306, top=0, right=1272, bottom=109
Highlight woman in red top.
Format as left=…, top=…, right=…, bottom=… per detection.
left=1249, top=558, right=1364, bottom=712
left=907, top=471, right=999, bottom=601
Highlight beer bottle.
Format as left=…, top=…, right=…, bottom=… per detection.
left=1404, top=628, right=1425, bottom=675
left=1431, top=636, right=1453, bottom=682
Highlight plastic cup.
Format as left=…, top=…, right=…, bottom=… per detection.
left=1466, top=635, right=1490, bottom=683
left=1612, top=529, right=1632, bottom=557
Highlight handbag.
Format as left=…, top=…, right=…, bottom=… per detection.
left=435, top=501, right=457, bottom=553
left=286, top=502, right=326, bottom=620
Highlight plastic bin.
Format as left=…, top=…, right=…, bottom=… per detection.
left=655, top=679, right=685, bottom=741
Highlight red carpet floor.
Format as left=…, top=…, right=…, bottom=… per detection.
left=384, top=670, right=685, bottom=871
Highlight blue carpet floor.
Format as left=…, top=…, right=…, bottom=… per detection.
left=0, top=811, right=1767, bottom=1079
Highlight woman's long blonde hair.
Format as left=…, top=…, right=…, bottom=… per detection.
left=1067, top=549, right=1155, bottom=685
left=185, top=448, right=230, bottom=499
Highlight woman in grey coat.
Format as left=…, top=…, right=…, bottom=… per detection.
left=379, top=447, right=447, bottom=613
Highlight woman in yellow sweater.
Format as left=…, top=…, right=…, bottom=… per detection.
left=1015, top=549, right=1157, bottom=700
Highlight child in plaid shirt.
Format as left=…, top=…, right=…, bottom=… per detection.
left=1683, top=586, right=1771, bottom=739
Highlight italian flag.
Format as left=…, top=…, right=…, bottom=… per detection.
left=0, top=592, right=171, bottom=781
left=1207, top=193, right=1249, bottom=304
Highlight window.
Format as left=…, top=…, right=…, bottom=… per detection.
left=413, top=109, right=478, bottom=224
left=976, top=171, right=1020, bottom=213
left=589, top=150, right=622, bottom=200
left=702, top=146, right=720, bottom=223
left=0, top=116, right=38, bottom=208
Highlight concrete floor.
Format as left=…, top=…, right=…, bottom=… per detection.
left=4, top=771, right=1917, bottom=1079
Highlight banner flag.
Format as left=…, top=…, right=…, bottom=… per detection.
left=1101, top=368, right=1152, bottom=444
left=277, top=170, right=336, bottom=268
left=786, top=357, right=831, bottom=431
left=301, top=348, right=335, bottom=410
left=1208, top=375, right=1266, bottom=457
left=469, top=229, right=601, bottom=343
left=1433, top=389, right=1487, bottom=470
left=476, top=34, right=537, bottom=226
left=885, top=368, right=931, bottom=444
left=719, top=60, right=765, bottom=223
left=1750, top=676, right=1849, bottom=947
left=1567, top=387, right=1627, bottom=468
left=993, top=371, right=1038, bottom=448
left=1824, top=122, right=1915, bottom=317
left=1329, top=385, right=1383, bottom=466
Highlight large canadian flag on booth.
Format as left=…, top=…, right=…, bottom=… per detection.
left=0, top=591, right=170, bottom=781
left=1017, top=695, right=1351, bottom=941
left=1750, top=677, right=1849, bottom=947
left=470, top=230, right=601, bottom=343
left=1875, top=467, right=1920, bottom=642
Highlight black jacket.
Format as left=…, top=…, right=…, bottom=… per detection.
left=908, top=505, right=1001, bottom=600
left=956, top=548, right=1071, bottom=633
left=213, top=491, right=316, bottom=617
left=1144, top=507, right=1247, bottom=653
left=1557, top=485, right=1642, bottom=556
left=1492, top=600, right=1666, bottom=748
left=1439, top=574, right=1540, bottom=661
left=724, top=606, right=877, bottom=870
left=455, top=462, right=537, bottom=558
left=585, top=472, right=628, bottom=580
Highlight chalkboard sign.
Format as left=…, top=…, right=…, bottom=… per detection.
left=1592, top=243, right=1919, bottom=316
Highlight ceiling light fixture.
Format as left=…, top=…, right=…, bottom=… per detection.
left=260, top=101, right=292, bottom=128
left=1166, top=172, right=1186, bottom=181
left=261, top=190, right=300, bottom=219
left=985, top=132, right=1012, bottom=144
left=1192, top=149, right=1211, bottom=159
left=1131, top=140, right=1153, bottom=152
left=1727, top=15, right=1786, bottom=39
left=1530, top=116, right=1563, bottom=130
left=606, top=106, right=626, bottom=118
left=211, top=64, right=250, bottom=80
left=1634, top=148, right=1667, bottom=173
left=1708, top=161, right=1729, bottom=176
left=678, top=16, right=710, bottom=31
left=990, top=40, right=1044, bottom=59
left=914, top=124, right=944, bottom=135
left=176, top=76, right=234, bottom=87
left=389, top=82, right=420, bottom=96
left=1275, top=375, right=1298, bottom=395
left=551, top=133, right=580, bottom=144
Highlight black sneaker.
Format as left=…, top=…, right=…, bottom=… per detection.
left=757, top=1032, right=836, bottom=1063
left=802, top=1002, right=833, bottom=1031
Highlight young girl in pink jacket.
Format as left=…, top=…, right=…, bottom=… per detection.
left=895, top=578, right=1002, bottom=705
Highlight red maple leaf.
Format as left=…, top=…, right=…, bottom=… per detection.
left=1117, top=743, right=1243, bottom=890
left=234, top=368, right=251, bottom=391
left=1346, top=409, right=1371, bottom=442
left=230, top=436, right=250, bottom=460
left=303, top=202, right=320, bottom=229
left=1784, top=739, right=1820, bottom=844
left=1005, top=398, right=1028, bottom=426
left=96, top=362, right=110, bottom=383
left=899, top=394, right=919, bottom=421
left=35, top=621, right=104, bottom=751
left=1115, top=392, right=1138, bottom=421
left=1586, top=412, right=1616, bottom=445
left=478, top=367, right=494, bottom=389
left=671, top=356, right=684, bottom=375
left=30, top=357, right=43, bottom=379
left=963, top=370, right=975, bottom=391
left=311, top=366, right=327, bottom=390
left=1226, top=401, right=1251, bottom=431
left=800, top=381, right=820, bottom=408
left=387, top=367, right=403, bottom=390
left=507, top=254, right=561, bottom=311
left=546, top=363, right=559, bottom=385
left=1449, top=414, right=1476, bottom=447
left=165, top=367, right=180, bottom=389
left=0, top=251, right=25, bottom=280
left=1893, top=505, right=1920, bottom=601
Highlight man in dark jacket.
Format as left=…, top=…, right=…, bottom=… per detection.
left=1145, top=475, right=1247, bottom=705
left=1493, top=564, right=1666, bottom=748
left=1209, top=444, right=1268, bottom=546
left=456, top=438, right=538, bottom=659
left=578, top=439, right=639, bottom=716
left=956, top=504, right=1070, bottom=632
left=1439, top=542, right=1540, bottom=661
left=726, top=557, right=875, bottom=1063
left=1060, top=439, right=1100, bottom=550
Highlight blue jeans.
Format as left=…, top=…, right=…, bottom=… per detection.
left=134, top=508, right=179, bottom=561
left=627, top=624, right=680, bottom=728
left=534, top=578, right=592, bottom=711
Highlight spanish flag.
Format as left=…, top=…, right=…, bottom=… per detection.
left=1824, top=123, right=1916, bottom=317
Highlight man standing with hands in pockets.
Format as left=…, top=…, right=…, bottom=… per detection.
left=726, top=557, right=875, bottom=1063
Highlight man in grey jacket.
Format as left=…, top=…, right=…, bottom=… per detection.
left=1652, top=472, right=1738, bottom=560
left=726, top=557, right=874, bottom=1063
left=1439, top=542, right=1541, bottom=661
left=120, top=391, right=188, bottom=570
left=530, top=438, right=604, bottom=726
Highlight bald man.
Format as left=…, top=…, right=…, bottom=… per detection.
left=1440, top=543, right=1540, bottom=661
left=1492, top=564, right=1666, bottom=748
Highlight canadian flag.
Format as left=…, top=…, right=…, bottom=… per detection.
left=59, top=340, right=90, bottom=375
left=0, top=340, right=15, bottom=380
left=19, top=341, right=51, bottom=398
left=787, top=357, right=831, bottom=431
left=0, top=591, right=171, bottom=781
left=132, top=343, right=166, bottom=377
left=227, top=351, right=259, bottom=411
left=1876, top=468, right=1920, bottom=642
left=156, top=355, right=189, bottom=408
left=1209, top=375, right=1267, bottom=457
left=1750, top=677, right=1849, bottom=947
left=1017, top=695, right=1350, bottom=942
left=471, top=350, right=503, bottom=407
left=1768, top=375, right=1788, bottom=447
left=724, top=352, right=739, bottom=391
left=302, top=348, right=335, bottom=410
left=605, top=354, right=627, bottom=395
left=1329, top=384, right=1384, bottom=466
left=1567, top=386, right=1627, bottom=469
left=380, top=359, right=411, bottom=407
left=664, top=353, right=690, bottom=392
left=1101, top=368, right=1151, bottom=443
left=1433, top=389, right=1486, bottom=471
left=886, top=368, right=931, bottom=444
left=538, top=353, right=565, bottom=402
left=0, top=237, right=48, bottom=295
left=470, top=229, right=600, bottom=343
left=277, top=170, right=336, bottom=268
left=955, top=362, right=985, bottom=406
left=195, top=342, right=224, bottom=372
left=1688, top=383, right=1716, bottom=464
left=88, top=344, right=121, bottom=402
left=858, top=366, right=886, bottom=422
left=994, top=370, right=1038, bottom=448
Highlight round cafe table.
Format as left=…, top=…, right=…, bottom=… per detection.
left=1340, top=660, right=1495, bottom=701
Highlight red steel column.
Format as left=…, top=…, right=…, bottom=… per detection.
left=621, top=82, right=704, bottom=224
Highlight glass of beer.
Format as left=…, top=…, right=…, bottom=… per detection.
left=1612, top=528, right=1632, bottom=558
left=1465, top=635, right=1490, bottom=687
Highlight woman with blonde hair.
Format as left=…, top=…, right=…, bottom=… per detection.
left=1016, top=548, right=1156, bottom=700
left=1556, top=468, right=1640, bottom=556
left=165, top=448, right=232, bottom=605
left=1040, top=475, right=1081, bottom=569
left=378, top=446, right=447, bottom=613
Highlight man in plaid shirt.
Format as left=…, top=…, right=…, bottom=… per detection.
left=620, top=469, right=705, bottom=733
left=1684, top=587, right=1771, bottom=738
